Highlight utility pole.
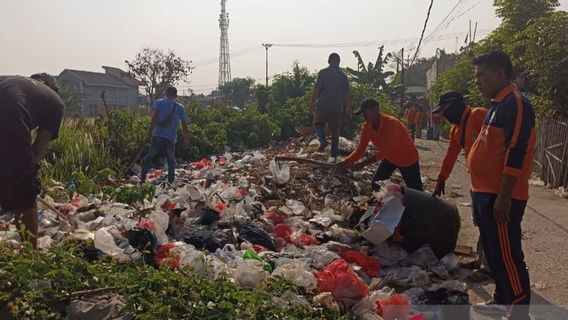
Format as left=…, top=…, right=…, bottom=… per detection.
left=400, top=48, right=405, bottom=113
left=469, top=20, right=472, bottom=45
left=262, top=43, right=272, bottom=87
left=472, top=22, right=478, bottom=43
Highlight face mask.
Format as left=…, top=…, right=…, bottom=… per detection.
left=442, top=102, right=466, bottom=125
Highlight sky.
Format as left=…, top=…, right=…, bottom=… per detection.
left=1, top=0, right=567, bottom=94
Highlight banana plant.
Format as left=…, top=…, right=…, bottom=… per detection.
left=346, top=45, right=394, bottom=91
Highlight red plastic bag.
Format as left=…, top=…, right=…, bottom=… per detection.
left=316, top=259, right=368, bottom=302
left=137, top=219, right=156, bottom=231
left=293, top=233, right=319, bottom=248
left=155, top=243, right=181, bottom=269
left=191, top=158, right=214, bottom=170
left=376, top=294, right=411, bottom=320
left=252, top=244, right=267, bottom=253
left=272, top=224, right=293, bottom=243
left=262, top=211, right=287, bottom=225
left=161, top=199, right=177, bottom=211
left=214, top=202, right=227, bottom=214
left=341, top=250, right=381, bottom=277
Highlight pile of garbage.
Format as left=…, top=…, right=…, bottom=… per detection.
left=0, top=137, right=475, bottom=320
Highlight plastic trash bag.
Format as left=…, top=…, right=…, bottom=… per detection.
left=234, top=259, right=267, bottom=289
left=262, top=211, right=287, bottom=225
left=272, top=261, right=317, bottom=291
left=316, top=259, right=368, bottom=302
left=403, top=244, right=438, bottom=268
left=94, top=226, right=131, bottom=256
left=374, top=241, right=408, bottom=268
left=126, top=227, right=157, bottom=266
left=304, top=246, right=340, bottom=269
left=376, top=294, right=411, bottom=320
left=341, top=250, right=381, bottom=278
left=238, top=223, right=276, bottom=252
left=292, top=233, right=319, bottom=248
left=269, top=160, right=291, bottom=184
left=243, top=250, right=273, bottom=272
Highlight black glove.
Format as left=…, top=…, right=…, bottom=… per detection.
left=433, top=179, right=446, bottom=197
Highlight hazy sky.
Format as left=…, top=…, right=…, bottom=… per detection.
left=1, top=0, right=567, bottom=94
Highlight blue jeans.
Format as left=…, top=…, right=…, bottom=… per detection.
left=473, top=193, right=531, bottom=320
left=141, top=137, right=176, bottom=183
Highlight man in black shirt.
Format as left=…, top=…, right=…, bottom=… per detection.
left=0, top=74, right=64, bottom=248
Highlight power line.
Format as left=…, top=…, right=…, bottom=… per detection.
left=411, top=0, right=435, bottom=65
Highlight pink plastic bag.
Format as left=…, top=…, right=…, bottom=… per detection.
left=293, top=233, right=319, bottom=248
left=341, top=250, right=381, bottom=277
left=376, top=294, right=411, bottom=320
left=316, top=259, right=368, bottom=302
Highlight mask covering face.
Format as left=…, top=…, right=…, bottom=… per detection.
left=442, top=102, right=466, bottom=125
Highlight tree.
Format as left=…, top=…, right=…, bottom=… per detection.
left=494, top=0, right=559, bottom=31
left=510, top=11, right=568, bottom=114
left=252, top=84, right=270, bottom=113
left=125, top=48, right=192, bottom=105
left=345, top=46, right=394, bottom=91
left=59, top=84, right=84, bottom=118
left=270, top=61, right=315, bottom=104
left=219, top=77, right=255, bottom=109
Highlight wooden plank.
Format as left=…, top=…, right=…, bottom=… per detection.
left=545, top=152, right=557, bottom=187
left=545, top=150, right=564, bottom=164
left=545, top=143, right=564, bottom=151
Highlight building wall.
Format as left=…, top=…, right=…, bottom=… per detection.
left=58, top=70, right=139, bottom=117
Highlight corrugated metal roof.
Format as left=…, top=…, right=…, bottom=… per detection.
left=63, top=69, right=132, bottom=88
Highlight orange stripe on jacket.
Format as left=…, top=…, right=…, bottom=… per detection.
left=498, top=224, right=522, bottom=296
left=346, top=113, right=419, bottom=167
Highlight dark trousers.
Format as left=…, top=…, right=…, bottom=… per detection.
left=371, top=160, right=424, bottom=192
left=473, top=193, right=531, bottom=320
left=141, top=137, right=176, bottom=183
left=313, top=111, right=342, bottom=157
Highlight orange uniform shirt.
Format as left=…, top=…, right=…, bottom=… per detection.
left=346, top=113, right=419, bottom=167
left=415, top=111, right=424, bottom=124
left=438, top=107, right=488, bottom=181
left=467, top=85, right=536, bottom=201
left=405, top=108, right=417, bottom=125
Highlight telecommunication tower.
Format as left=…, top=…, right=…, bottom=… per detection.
left=218, top=0, right=231, bottom=87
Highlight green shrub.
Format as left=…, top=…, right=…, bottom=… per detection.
left=0, top=243, right=352, bottom=320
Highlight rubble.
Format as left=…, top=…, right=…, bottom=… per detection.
left=0, top=137, right=471, bottom=319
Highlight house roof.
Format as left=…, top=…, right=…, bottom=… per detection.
left=63, top=69, right=132, bottom=88
left=102, top=66, right=142, bottom=86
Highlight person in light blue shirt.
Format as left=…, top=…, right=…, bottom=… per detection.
left=141, top=86, right=189, bottom=183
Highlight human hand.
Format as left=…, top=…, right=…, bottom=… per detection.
left=433, top=179, right=446, bottom=197
left=493, top=195, right=511, bottom=224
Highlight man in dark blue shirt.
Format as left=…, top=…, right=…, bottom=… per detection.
left=140, top=86, right=189, bottom=184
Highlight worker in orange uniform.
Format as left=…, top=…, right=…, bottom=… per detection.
left=415, top=106, right=424, bottom=139
left=336, top=99, right=423, bottom=191
left=404, top=103, right=417, bottom=139
left=432, top=91, right=487, bottom=197
left=469, top=51, right=535, bottom=320
left=431, top=108, right=443, bottom=140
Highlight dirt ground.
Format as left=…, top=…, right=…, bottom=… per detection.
left=415, top=138, right=568, bottom=320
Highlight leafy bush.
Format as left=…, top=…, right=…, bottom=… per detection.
left=0, top=243, right=351, bottom=320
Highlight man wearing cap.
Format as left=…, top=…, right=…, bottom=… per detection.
left=0, top=74, right=65, bottom=248
left=336, top=98, right=423, bottom=191
left=140, top=86, right=189, bottom=184
left=432, top=91, right=488, bottom=197
left=309, top=53, right=353, bottom=163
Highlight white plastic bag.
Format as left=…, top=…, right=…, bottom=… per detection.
left=271, top=261, right=317, bottom=291
left=269, top=160, right=290, bottom=184
left=234, top=259, right=266, bottom=289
